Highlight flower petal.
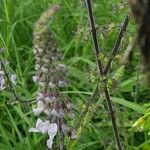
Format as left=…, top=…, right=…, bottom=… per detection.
left=47, top=138, right=53, bottom=149
left=29, top=127, right=40, bottom=133
left=48, top=123, right=58, bottom=139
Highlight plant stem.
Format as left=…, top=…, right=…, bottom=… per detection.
left=85, top=0, right=103, bottom=75
left=58, top=118, right=65, bottom=150
left=85, top=0, right=123, bottom=149
left=1, top=63, right=20, bottom=102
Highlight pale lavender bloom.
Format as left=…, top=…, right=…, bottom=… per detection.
left=37, top=92, right=44, bottom=100
left=35, top=64, right=40, bottom=70
left=34, top=45, right=43, bottom=53
left=33, top=100, right=45, bottom=116
left=29, top=120, right=58, bottom=147
left=59, top=108, right=65, bottom=118
left=48, top=123, right=58, bottom=138
left=39, top=81, right=45, bottom=87
left=0, top=71, right=5, bottom=90
left=29, top=118, right=45, bottom=133
left=51, top=108, right=64, bottom=118
left=58, top=80, right=68, bottom=87
left=32, top=76, right=40, bottom=83
left=47, top=138, right=53, bottom=149
left=44, top=109, right=51, bottom=116
left=29, top=119, right=51, bottom=134
left=41, top=67, right=48, bottom=73
left=47, top=123, right=58, bottom=148
left=33, top=48, right=37, bottom=54
left=37, top=48, right=43, bottom=53
left=10, top=74, right=17, bottom=85
left=51, top=109, right=60, bottom=117
left=45, top=96, right=56, bottom=103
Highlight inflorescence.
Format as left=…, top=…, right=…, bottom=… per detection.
left=29, top=5, right=76, bottom=149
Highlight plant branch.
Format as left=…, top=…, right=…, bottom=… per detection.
left=85, top=0, right=123, bottom=149
left=104, top=15, right=129, bottom=75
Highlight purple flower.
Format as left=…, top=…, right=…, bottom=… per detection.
left=33, top=100, right=46, bottom=116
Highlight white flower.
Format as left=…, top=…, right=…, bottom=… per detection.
left=35, top=64, right=40, bottom=70
left=33, top=100, right=45, bottom=116
left=44, top=109, right=51, bottom=116
left=29, top=119, right=50, bottom=134
left=47, top=138, right=53, bottom=149
left=41, top=67, right=48, bottom=73
left=58, top=80, right=68, bottom=87
left=51, top=109, right=59, bottom=117
left=29, top=120, right=58, bottom=149
left=59, top=108, right=65, bottom=118
left=45, top=96, right=56, bottom=103
left=32, top=76, right=39, bottom=82
left=38, top=48, right=43, bottom=53
left=37, top=92, right=44, bottom=100
left=33, top=48, right=37, bottom=54
left=10, top=74, right=17, bottom=85
left=39, top=81, right=45, bottom=87
left=48, top=123, right=58, bottom=138
left=47, top=123, right=58, bottom=148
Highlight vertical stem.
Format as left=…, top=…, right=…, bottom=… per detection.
left=85, top=0, right=122, bottom=149
left=58, top=118, right=65, bottom=150
left=85, top=0, right=103, bottom=75
left=104, top=88, right=122, bottom=150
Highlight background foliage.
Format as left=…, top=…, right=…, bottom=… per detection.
left=0, top=0, right=150, bottom=149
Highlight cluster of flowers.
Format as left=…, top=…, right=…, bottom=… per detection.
left=29, top=5, right=76, bottom=149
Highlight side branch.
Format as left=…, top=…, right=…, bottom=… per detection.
left=104, top=15, right=129, bottom=75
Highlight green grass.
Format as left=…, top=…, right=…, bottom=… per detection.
left=0, top=0, right=150, bottom=150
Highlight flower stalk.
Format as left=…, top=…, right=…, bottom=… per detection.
left=30, top=5, right=75, bottom=150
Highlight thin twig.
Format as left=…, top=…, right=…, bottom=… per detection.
left=85, top=0, right=123, bottom=149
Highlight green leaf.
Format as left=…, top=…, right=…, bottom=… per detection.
left=112, top=97, right=146, bottom=114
